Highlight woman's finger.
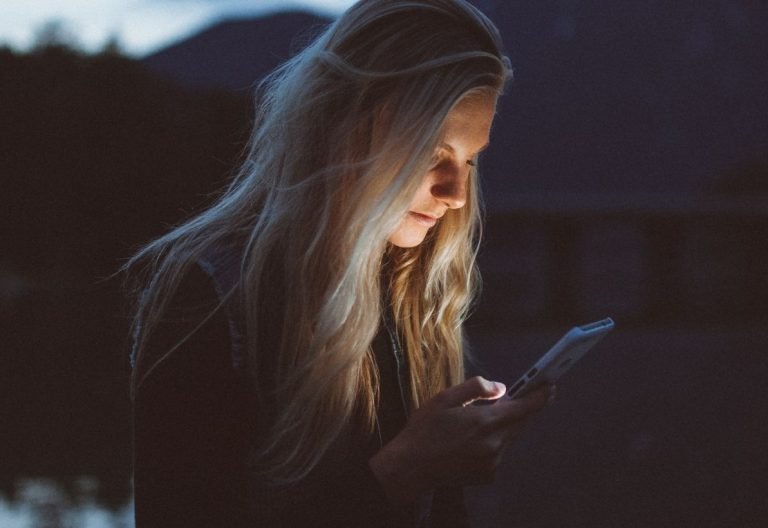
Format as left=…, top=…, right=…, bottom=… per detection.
left=428, top=376, right=507, bottom=409
left=489, top=383, right=554, bottom=427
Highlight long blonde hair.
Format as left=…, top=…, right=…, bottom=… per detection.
left=127, top=0, right=511, bottom=484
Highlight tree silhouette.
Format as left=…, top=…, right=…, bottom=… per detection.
left=0, top=44, right=250, bottom=493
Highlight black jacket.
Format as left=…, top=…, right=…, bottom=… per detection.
left=131, top=248, right=470, bottom=527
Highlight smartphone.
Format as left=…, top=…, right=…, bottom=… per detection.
left=504, top=317, right=615, bottom=399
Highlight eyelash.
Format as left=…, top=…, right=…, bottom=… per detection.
left=431, top=152, right=478, bottom=168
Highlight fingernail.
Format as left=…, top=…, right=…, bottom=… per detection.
left=493, top=382, right=506, bottom=393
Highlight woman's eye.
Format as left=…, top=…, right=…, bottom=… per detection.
left=466, top=158, right=477, bottom=167
left=430, top=154, right=445, bottom=168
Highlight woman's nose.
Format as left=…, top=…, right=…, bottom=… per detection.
left=430, top=165, right=468, bottom=209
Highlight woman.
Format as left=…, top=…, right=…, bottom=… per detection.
left=127, top=0, right=554, bottom=526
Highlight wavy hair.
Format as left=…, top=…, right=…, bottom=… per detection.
left=126, top=0, right=511, bottom=484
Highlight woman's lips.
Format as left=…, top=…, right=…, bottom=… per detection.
left=409, top=212, right=438, bottom=227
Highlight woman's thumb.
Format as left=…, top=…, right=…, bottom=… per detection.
left=430, top=376, right=506, bottom=408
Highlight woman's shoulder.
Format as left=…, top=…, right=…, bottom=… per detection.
left=131, top=262, right=224, bottom=367
left=197, top=238, right=246, bottom=302
left=168, top=260, right=224, bottom=317
left=131, top=240, right=248, bottom=384
left=197, top=239, right=247, bottom=367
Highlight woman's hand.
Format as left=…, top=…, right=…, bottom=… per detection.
left=368, top=376, right=554, bottom=505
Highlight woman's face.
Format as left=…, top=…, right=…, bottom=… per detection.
left=387, top=91, right=497, bottom=248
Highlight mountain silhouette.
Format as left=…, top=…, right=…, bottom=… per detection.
left=138, top=1, right=768, bottom=204
left=142, top=11, right=331, bottom=92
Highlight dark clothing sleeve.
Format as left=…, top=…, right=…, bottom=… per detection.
left=132, top=265, right=252, bottom=527
left=131, top=265, right=408, bottom=527
left=431, top=486, right=471, bottom=528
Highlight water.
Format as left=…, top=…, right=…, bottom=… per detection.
left=0, top=478, right=133, bottom=528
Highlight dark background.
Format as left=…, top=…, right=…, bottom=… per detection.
left=1, top=1, right=767, bottom=526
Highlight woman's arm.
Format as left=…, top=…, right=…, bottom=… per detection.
left=132, top=265, right=406, bottom=527
left=132, top=265, right=252, bottom=527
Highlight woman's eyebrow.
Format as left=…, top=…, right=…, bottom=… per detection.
left=439, top=141, right=490, bottom=154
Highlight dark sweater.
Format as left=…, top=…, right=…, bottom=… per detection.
left=131, top=259, right=469, bottom=527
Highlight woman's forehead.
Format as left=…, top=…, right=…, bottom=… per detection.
left=440, top=92, right=497, bottom=152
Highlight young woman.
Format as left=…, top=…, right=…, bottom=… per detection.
left=127, top=0, right=554, bottom=526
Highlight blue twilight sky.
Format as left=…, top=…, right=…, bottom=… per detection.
left=0, top=0, right=354, bottom=57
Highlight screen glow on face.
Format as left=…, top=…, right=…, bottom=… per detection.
left=387, top=92, right=496, bottom=248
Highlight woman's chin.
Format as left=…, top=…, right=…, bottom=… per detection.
left=387, top=227, right=428, bottom=248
